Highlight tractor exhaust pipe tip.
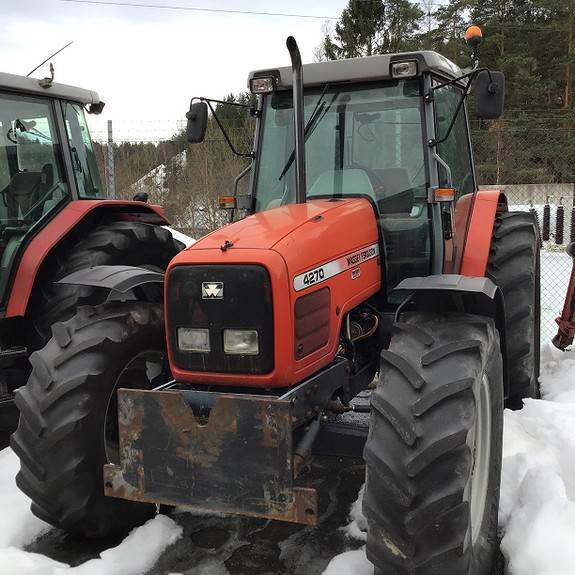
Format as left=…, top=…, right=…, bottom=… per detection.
left=286, top=35, right=306, bottom=204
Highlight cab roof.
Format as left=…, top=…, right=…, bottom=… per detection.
left=248, top=50, right=462, bottom=89
left=0, top=71, right=101, bottom=105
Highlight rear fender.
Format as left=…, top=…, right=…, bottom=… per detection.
left=5, top=200, right=169, bottom=318
left=459, top=190, right=507, bottom=277
left=393, top=274, right=509, bottom=398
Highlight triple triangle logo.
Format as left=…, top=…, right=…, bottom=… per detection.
left=202, top=282, right=224, bottom=299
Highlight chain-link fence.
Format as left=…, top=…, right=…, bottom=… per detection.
left=91, top=120, right=573, bottom=342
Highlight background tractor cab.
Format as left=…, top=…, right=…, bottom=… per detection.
left=0, top=72, right=104, bottom=308
left=0, top=72, right=182, bottom=438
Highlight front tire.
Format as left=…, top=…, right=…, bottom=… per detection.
left=363, top=313, right=503, bottom=575
left=11, top=302, right=166, bottom=537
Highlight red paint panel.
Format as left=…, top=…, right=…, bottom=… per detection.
left=6, top=200, right=169, bottom=318
left=460, top=190, right=505, bottom=277
left=167, top=198, right=381, bottom=388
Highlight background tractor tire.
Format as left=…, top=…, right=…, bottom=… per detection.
left=363, top=312, right=503, bottom=575
left=11, top=301, right=166, bottom=537
left=486, top=211, right=540, bottom=408
left=27, top=221, right=183, bottom=351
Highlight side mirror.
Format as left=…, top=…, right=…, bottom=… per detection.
left=475, top=70, right=505, bottom=120
left=186, top=101, right=208, bottom=143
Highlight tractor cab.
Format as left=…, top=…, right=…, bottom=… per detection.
left=0, top=72, right=104, bottom=308
left=188, top=45, right=504, bottom=293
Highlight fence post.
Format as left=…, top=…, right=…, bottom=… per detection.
left=107, top=120, right=116, bottom=199
left=543, top=198, right=551, bottom=241
left=556, top=199, right=565, bottom=245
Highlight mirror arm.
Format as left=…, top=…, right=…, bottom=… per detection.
left=205, top=100, right=254, bottom=159
left=198, top=96, right=253, bottom=111
left=428, top=67, right=491, bottom=94
left=230, top=163, right=253, bottom=221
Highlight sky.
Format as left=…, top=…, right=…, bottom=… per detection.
left=1, top=0, right=348, bottom=141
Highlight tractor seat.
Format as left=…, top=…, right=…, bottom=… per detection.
left=6, top=172, right=42, bottom=219
left=307, top=169, right=376, bottom=201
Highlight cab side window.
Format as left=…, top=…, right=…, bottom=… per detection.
left=434, top=84, right=475, bottom=198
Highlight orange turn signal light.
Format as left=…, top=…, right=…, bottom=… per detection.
left=219, top=196, right=236, bottom=209
left=465, top=25, right=483, bottom=47
left=434, top=187, right=456, bottom=202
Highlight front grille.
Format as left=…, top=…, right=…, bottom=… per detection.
left=167, top=265, right=274, bottom=374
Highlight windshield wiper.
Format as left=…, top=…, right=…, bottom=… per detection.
left=278, top=85, right=338, bottom=181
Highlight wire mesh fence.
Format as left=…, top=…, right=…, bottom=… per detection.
left=91, top=120, right=574, bottom=342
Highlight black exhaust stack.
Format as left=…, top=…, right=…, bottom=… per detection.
left=286, top=36, right=306, bottom=204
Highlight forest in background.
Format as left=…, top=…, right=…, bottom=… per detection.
left=93, top=0, right=575, bottom=235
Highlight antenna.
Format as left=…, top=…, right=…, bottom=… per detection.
left=26, top=41, right=74, bottom=78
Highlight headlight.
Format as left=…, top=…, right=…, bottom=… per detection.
left=177, top=327, right=210, bottom=352
left=224, top=329, right=259, bottom=355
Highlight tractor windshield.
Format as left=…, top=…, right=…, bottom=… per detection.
left=253, top=79, right=426, bottom=213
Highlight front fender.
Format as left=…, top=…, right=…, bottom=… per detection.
left=393, top=274, right=509, bottom=398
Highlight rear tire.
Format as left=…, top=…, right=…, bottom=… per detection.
left=27, top=221, right=183, bottom=350
left=11, top=302, right=165, bottom=537
left=486, top=211, right=540, bottom=408
left=363, top=312, right=503, bottom=575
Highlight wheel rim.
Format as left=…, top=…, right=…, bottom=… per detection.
left=104, top=350, right=165, bottom=465
left=469, top=373, right=492, bottom=545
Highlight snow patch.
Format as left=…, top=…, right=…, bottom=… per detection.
left=0, top=446, right=182, bottom=575
left=164, top=226, right=195, bottom=248
left=322, top=548, right=373, bottom=575
left=0, top=448, right=50, bottom=549
left=0, top=515, right=182, bottom=575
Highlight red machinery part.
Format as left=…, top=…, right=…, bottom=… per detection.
left=553, top=242, right=575, bottom=350
left=5, top=200, right=169, bottom=318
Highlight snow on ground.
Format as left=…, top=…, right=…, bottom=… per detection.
left=0, top=447, right=183, bottom=575
left=164, top=226, right=195, bottom=248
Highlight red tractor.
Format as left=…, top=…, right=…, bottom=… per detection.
left=12, top=31, right=540, bottom=575
left=0, top=72, right=183, bottom=439
left=553, top=242, right=575, bottom=350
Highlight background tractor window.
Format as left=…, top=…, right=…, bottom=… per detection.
left=64, top=102, right=104, bottom=198
left=0, top=93, right=70, bottom=304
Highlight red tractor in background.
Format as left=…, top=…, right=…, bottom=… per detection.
left=0, top=72, right=183, bottom=440
left=11, top=30, right=541, bottom=575
left=553, top=242, right=575, bottom=350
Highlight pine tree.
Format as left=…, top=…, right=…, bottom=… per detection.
left=321, top=0, right=424, bottom=60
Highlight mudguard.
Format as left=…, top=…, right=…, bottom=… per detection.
left=58, top=265, right=164, bottom=293
left=393, top=274, right=510, bottom=397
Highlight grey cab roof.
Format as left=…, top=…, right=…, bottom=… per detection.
left=0, top=71, right=100, bottom=105
left=248, top=50, right=462, bottom=89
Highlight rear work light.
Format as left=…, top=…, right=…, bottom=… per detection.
left=391, top=61, right=418, bottom=79
left=250, top=76, right=276, bottom=94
